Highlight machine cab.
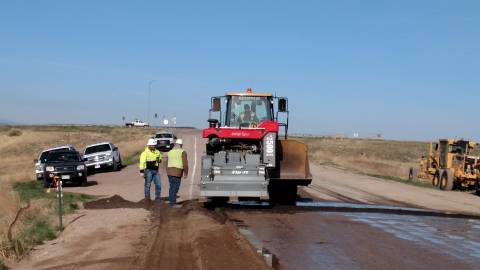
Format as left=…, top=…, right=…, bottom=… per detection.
left=208, top=88, right=288, bottom=135
left=225, top=93, right=274, bottom=128
left=438, top=139, right=477, bottom=170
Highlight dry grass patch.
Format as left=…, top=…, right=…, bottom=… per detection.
left=296, top=136, right=429, bottom=180
left=0, top=125, right=167, bottom=263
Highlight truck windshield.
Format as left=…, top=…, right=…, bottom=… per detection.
left=85, top=144, right=111, bottom=154
left=47, top=152, right=81, bottom=162
left=226, top=96, right=273, bottom=127
left=155, top=134, right=172, bottom=138
left=39, top=148, right=69, bottom=162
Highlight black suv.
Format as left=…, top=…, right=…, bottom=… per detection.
left=43, top=150, right=88, bottom=187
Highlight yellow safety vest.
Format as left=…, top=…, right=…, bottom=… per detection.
left=139, top=147, right=162, bottom=170
left=168, top=148, right=184, bottom=169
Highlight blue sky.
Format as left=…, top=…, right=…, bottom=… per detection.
left=0, top=1, right=479, bottom=140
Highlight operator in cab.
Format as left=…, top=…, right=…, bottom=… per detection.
left=239, top=104, right=258, bottom=125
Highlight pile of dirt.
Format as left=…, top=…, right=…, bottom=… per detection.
left=84, top=195, right=147, bottom=209
left=139, top=200, right=269, bottom=270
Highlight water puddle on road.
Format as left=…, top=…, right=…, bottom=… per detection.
left=342, top=212, right=480, bottom=264
left=227, top=199, right=480, bottom=268
left=297, top=199, right=480, bottom=263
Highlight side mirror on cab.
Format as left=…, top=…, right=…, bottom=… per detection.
left=212, top=97, right=221, bottom=112
left=278, top=98, right=287, bottom=112
left=33, top=158, right=38, bottom=164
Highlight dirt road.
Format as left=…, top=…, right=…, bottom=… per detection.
left=12, top=130, right=480, bottom=269
left=305, top=164, right=480, bottom=215
left=228, top=209, right=480, bottom=270
left=224, top=161, right=480, bottom=270
left=13, top=130, right=262, bottom=270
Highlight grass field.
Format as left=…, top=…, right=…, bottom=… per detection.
left=296, top=136, right=430, bottom=180
left=0, top=125, right=159, bottom=262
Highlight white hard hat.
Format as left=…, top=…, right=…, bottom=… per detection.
left=175, top=139, right=183, bottom=145
left=147, top=138, right=157, bottom=146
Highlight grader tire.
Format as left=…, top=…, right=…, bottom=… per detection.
left=439, top=170, right=454, bottom=191
left=408, top=168, right=418, bottom=181
left=432, top=170, right=440, bottom=187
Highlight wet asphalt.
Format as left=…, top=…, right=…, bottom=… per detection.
left=226, top=200, right=480, bottom=270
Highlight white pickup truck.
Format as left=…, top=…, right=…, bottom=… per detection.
left=152, top=132, right=177, bottom=152
left=125, top=119, right=149, bottom=128
left=83, top=142, right=122, bottom=171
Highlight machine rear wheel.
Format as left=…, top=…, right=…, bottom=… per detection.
left=439, top=170, right=454, bottom=191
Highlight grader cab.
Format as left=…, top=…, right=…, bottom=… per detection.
left=409, top=139, right=480, bottom=193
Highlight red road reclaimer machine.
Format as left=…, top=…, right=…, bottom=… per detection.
left=199, top=88, right=312, bottom=203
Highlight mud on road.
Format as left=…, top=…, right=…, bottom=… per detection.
left=84, top=196, right=269, bottom=270
left=226, top=202, right=480, bottom=270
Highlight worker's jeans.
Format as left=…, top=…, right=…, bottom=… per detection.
left=168, top=175, right=181, bottom=205
left=144, top=169, right=161, bottom=200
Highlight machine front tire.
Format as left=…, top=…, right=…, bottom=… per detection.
left=408, top=168, right=418, bottom=181
left=439, top=170, right=454, bottom=191
left=432, top=170, right=440, bottom=187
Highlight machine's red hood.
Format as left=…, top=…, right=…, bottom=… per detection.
left=202, top=120, right=279, bottom=140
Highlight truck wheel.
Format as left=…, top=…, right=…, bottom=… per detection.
left=432, top=170, right=440, bottom=187
left=439, top=170, right=454, bottom=191
left=81, top=177, right=88, bottom=186
left=475, top=181, right=480, bottom=196
left=118, top=156, right=123, bottom=170
left=408, top=168, right=418, bottom=181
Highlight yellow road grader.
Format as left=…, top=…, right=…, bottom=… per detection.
left=409, top=139, right=480, bottom=194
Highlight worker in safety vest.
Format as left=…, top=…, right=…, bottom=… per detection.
left=167, top=139, right=189, bottom=208
left=139, top=138, right=162, bottom=201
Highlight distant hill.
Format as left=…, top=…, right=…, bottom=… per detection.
left=0, top=119, right=18, bottom=125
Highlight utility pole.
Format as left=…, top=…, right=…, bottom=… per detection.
left=147, top=80, right=156, bottom=126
